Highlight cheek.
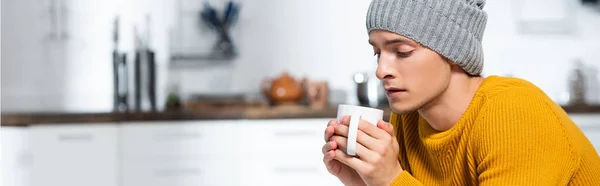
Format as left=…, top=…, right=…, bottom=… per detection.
left=400, top=57, right=447, bottom=92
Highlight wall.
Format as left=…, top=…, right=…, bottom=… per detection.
left=481, top=0, right=600, bottom=105
left=175, top=0, right=378, bottom=104
left=1, top=0, right=175, bottom=112
left=2, top=0, right=599, bottom=112
left=176, top=0, right=600, bottom=105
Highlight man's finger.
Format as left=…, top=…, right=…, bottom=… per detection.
left=377, top=120, right=395, bottom=136
left=337, top=119, right=388, bottom=151
left=357, top=119, right=388, bottom=140
left=324, top=120, right=338, bottom=142
left=333, top=149, right=369, bottom=172
left=322, top=141, right=337, bottom=155
left=324, top=125, right=335, bottom=142
left=331, top=135, right=377, bottom=159
left=338, top=115, right=351, bottom=126
left=330, top=135, right=348, bottom=153
left=355, top=129, right=379, bottom=151
left=333, top=122, right=350, bottom=138
left=327, top=119, right=338, bottom=127
left=323, top=152, right=340, bottom=175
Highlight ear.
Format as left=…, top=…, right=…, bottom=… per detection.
left=444, top=57, right=457, bottom=65
left=451, top=63, right=465, bottom=72
left=447, top=61, right=468, bottom=74
left=443, top=57, right=459, bottom=66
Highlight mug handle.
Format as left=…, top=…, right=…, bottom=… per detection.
left=346, top=113, right=361, bottom=156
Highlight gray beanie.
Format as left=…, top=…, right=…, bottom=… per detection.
left=366, top=0, right=488, bottom=75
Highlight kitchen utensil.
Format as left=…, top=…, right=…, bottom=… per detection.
left=112, top=16, right=129, bottom=112
left=336, top=104, right=383, bottom=156
left=306, top=80, right=329, bottom=110
left=261, top=72, right=306, bottom=105
left=199, top=0, right=240, bottom=58
left=182, top=93, right=265, bottom=110
left=113, top=53, right=128, bottom=112
left=353, top=72, right=388, bottom=107
left=224, top=0, right=240, bottom=28
left=572, top=60, right=600, bottom=105
left=133, top=16, right=157, bottom=112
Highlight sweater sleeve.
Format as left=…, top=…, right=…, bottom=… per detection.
left=472, top=88, right=580, bottom=185
left=389, top=171, right=423, bottom=186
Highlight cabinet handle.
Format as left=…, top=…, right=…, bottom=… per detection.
left=58, top=133, right=93, bottom=141
left=273, top=130, right=316, bottom=137
left=580, top=125, right=600, bottom=130
left=153, top=168, right=201, bottom=177
left=272, top=166, right=318, bottom=174
left=58, top=0, right=69, bottom=39
left=153, top=132, right=203, bottom=141
left=48, top=0, right=58, bottom=39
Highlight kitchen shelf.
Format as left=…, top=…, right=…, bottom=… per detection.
left=169, top=53, right=236, bottom=69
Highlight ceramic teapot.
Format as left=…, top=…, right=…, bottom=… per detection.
left=261, top=72, right=306, bottom=105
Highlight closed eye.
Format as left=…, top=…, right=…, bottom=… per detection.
left=397, top=51, right=412, bottom=58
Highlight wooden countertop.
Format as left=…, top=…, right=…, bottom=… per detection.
left=2, top=104, right=599, bottom=127
left=1, top=105, right=387, bottom=126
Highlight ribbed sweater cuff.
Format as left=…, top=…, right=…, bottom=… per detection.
left=389, top=171, right=423, bottom=186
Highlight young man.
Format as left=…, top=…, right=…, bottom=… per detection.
left=322, top=0, right=600, bottom=185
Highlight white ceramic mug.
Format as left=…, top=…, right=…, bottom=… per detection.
left=336, top=104, right=384, bottom=156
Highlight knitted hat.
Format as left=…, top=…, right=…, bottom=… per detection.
left=366, top=0, right=488, bottom=75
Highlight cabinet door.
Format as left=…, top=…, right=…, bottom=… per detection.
left=582, top=128, right=600, bottom=153
left=121, top=120, right=242, bottom=186
left=571, top=114, right=600, bottom=153
left=58, top=0, right=118, bottom=111
left=1, top=0, right=69, bottom=111
left=238, top=119, right=342, bottom=186
left=240, top=119, right=329, bottom=157
left=123, top=154, right=241, bottom=186
left=1, top=127, right=30, bottom=186
left=29, top=124, right=118, bottom=186
left=121, top=120, right=242, bottom=157
left=239, top=156, right=342, bottom=186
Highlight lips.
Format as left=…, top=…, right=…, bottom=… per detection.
left=385, top=87, right=407, bottom=97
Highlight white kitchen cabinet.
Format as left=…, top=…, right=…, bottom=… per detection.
left=123, top=154, right=241, bottom=186
left=29, top=124, right=119, bottom=186
left=583, top=129, right=600, bottom=153
left=121, top=120, right=243, bottom=186
left=571, top=114, right=600, bottom=153
left=239, top=156, right=342, bottom=186
left=240, top=119, right=329, bottom=157
left=1, top=0, right=120, bottom=112
left=121, top=120, right=243, bottom=157
left=237, top=119, right=342, bottom=186
left=47, top=0, right=123, bottom=111
left=512, top=0, right=578, bottom=35
left=120, top=119, right=338, bottom=186
left=1, top=127, right=31, bottom=186
left=1, top=0, right=69, bottom=111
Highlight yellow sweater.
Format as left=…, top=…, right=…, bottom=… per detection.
left=389, top=75, right=600, bottom=185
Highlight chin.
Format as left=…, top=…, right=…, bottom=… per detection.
left=389, top=101, right=420, bottom=114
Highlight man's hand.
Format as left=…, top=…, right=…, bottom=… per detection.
left=323, top=119, right=367, bottom=186
left=330, top=115, right=403, bottom=186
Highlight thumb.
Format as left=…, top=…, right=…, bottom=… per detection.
left=377, top=120, right=395, bottom=136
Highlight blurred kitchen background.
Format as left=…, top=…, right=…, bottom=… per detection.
left=1, top=0, right=600, bottom=186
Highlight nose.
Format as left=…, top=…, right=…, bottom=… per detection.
left=376, top=53, right=395, bottom=81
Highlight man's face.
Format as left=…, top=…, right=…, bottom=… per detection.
left=369, top=30, right=452, bottom=114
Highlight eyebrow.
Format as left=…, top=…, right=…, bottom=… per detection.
left=368, top=38, right=409, bottom=46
